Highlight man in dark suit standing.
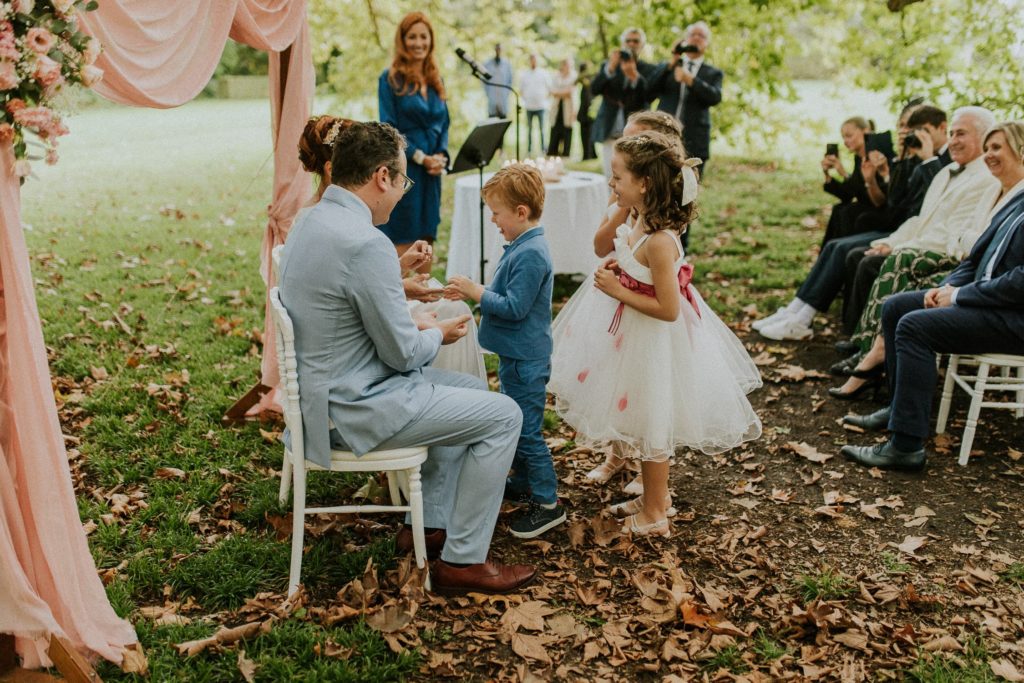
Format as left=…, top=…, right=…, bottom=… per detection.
left=841, top=194, right=1024, bottom=471
left=651, top=21, right=722, bottom=173
left=591, top=28, right=659, bottom=179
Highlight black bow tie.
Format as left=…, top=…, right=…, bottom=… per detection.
left=949, top=164, right=966, bottom=176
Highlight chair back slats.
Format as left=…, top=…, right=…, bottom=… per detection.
left=269, top=287, right=305, bottom=463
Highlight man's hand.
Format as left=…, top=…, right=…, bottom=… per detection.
left=400, top=240, right=433, bottom=271
left=621, top=59, right=639, bottom=82
left=913, top=128, right=935, bottom=160
left=412, top=309, right=439, bottom=330
left=437, top=314, right=472, bottom=345
left=445, top=275, right=485, bottom=302
left=924, top=285, right=955, bottom=309
left=607, top=49, right=621, bottom=72
left=867, top=150, right=890, bottom=179
left=403, top=273, right=444, bottom=302
left=674, top=64, right=695, bottom=86
left=865, top=244, right=892, bottom=257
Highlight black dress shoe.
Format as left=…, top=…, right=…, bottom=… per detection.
left=841, top=441, right=927, bottom=472
left=835, top=340, right=859, bottom=355
left=828, top=376, right=883, bottom=401
left=842, top=407, right=891, bottom=431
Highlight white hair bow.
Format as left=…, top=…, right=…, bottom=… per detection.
left=680, top=157, right=702, bottom=207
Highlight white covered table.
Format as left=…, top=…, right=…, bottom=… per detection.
left=445, top=171, right=609, bottom=282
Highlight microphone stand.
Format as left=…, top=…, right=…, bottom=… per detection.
left=467, top=69, right=521, bottom=161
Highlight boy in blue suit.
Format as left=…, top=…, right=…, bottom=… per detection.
left=446, top=164, right=565, bottom=538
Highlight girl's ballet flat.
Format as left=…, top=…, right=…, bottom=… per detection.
left=621, top=514, right=671, bottom=538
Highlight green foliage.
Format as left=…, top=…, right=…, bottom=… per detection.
left=703, top=644, right=750, bottom=674
left=216, top=41, right=270, bottom=77
left=796, top=567, right=855, bottom=603
left=907, top=635, right=996, bottom=682
left=881, top=551, right=912, bottom=574
left=1002, top=562, right=1024, bottom=585
left=752, top=628, right=789, bottom=661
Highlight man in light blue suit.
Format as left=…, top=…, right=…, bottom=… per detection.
left=278, top=121, right=536, bottom=595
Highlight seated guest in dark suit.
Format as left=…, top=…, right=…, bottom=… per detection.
left=841, top=188, right=1024, bottom=471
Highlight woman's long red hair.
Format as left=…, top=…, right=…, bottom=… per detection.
left=388, top=12, right=446, bottom=100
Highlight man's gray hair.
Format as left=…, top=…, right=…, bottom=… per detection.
left=620, top=27, right=646, bottom=47
left=686, top=20, right=712, bottom=43
left=952, top=106, right=996, bottom=137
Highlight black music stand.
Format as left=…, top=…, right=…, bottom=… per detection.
left=449, top=119, right=511, bottom=283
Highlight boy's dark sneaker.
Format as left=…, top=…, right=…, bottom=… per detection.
left=503, top=484, right=532, bottom=505
left=509, top=501, right=566, bottom=539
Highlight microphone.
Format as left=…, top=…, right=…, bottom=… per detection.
left=455, top=48, right=492, bottom=80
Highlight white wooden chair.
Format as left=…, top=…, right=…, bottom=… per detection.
left=271, top=244, right=284, bottom=283
left=268, top=287, right=429, bottom=596
left=935, top=354, right=1024, bottom=466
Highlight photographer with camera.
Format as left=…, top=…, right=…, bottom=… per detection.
left=651, top=21, right=722, bottom=175
left=590, top=28, right=658, bottom=178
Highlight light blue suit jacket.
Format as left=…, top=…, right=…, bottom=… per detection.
left=278, top=185, right=443, bottom=467
left=478, top=227, right=553, bottom=361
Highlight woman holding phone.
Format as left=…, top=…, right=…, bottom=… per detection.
left=820, top=116, right=873, bottom=245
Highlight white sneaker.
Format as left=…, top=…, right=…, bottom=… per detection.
left=751, top=307, right=790, bottom=332
left=759, top=317, right=813, bottom=341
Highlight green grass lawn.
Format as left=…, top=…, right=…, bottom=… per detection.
left=22, top=100, right=827, bottom=680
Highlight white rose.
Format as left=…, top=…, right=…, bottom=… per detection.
left=12, top=0, right=34, bottom=14
left=83, top=37, right=101, bottom=65
left=52, top=0, right=74, bottom=12
left=13, top=158, right=31, bottom=177
left=80, top=64, right=103, bottom=87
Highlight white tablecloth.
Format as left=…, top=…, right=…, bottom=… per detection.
left=445, top=171, right=609, bottom=282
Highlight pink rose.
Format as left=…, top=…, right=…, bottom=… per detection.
left=45, top=147, right=58, bottom=165
left=0, top=60, right=18, bottom=90
left=0, top=123, right=13, bottom=144
left=6, top=98, right=26, bottom=114
left=80, top=64, right=103, bottom=87
left=26, top=28, right=56, bottom=55
left=34, top=54, right=62, bottom=87
left=13, top=105, right=52, bottom=130
left=13, top=158, right=31, bottom=177
left=12, top=0, right=35, bottom=14
left=83, top=37, right=101, bottom=65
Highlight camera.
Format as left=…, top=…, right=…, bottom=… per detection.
left=674, top=43, right=700, bottom=56
left=619, top=49, right=634, bottom=61
left=825, top=143, right=839, bottom=157
left=903, top=132, right=923, bottom=150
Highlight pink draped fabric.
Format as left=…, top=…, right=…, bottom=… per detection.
left=2, top=0, right=312, bottom=668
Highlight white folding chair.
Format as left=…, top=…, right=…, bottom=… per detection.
left=935, top=353, right=1024, bottom=466
left=271, top=244, right=284, bottom=283
left=268, top=287, right=429, bottom=596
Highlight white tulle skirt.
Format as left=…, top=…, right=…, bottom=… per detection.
left=549, top=277, right=762, bottom=461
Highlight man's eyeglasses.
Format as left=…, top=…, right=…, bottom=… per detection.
left=396, top=171, right=415, bottom=194
left=624, top=37, right=641, bottom=44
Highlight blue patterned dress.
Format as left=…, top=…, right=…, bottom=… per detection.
left=378, top=69, right=450, bottom=244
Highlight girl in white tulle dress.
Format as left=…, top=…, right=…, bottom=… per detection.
left=549, top=132, right=762, bottom=537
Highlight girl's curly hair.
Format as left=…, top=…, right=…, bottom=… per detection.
left=613, top=131, right=698, bottom=234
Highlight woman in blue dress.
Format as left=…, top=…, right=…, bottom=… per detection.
left=378, top=12, right=450, bottom=272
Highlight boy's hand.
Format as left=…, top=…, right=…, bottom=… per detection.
left=400, top=241, right=433, bottom=271
left=438, top=314, right=472, bottom=344
left=445, top=275, right=485, bottom=302
left=404, top=273, right=444, bottom=302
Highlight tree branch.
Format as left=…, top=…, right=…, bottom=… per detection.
left=887, top=0, right=927, bottom=11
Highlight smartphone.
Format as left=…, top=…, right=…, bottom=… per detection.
left=825, top=143, right=839, bottom=156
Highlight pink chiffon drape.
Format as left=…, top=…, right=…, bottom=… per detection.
left=1, top=0, right=311, bottom=668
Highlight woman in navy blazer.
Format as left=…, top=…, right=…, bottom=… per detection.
left=378, top=12, right=450, bottom=271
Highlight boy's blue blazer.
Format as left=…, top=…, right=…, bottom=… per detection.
left=478, top=227, right=553, bottom=361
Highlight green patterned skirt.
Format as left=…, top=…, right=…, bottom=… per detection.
left=852, top=249, right=961, bottom=351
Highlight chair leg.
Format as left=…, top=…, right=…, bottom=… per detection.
left=386, top=472, right=402, bottom=506
left=1017, top=365, right=1024, bottom=419
left=287, top=462, right=308, bottom=597
left=936, top=355, right=958, bottom=434
left=278, top=448, right=293, bottom=505
left=959, top=361, right=990, bottom=467
left=408, top=467, right=428, bottom=574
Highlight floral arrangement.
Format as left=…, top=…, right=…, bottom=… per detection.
left=0, top=0, right=102, bottom=177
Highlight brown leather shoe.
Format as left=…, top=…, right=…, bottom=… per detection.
left=430, top=560, right=536, bottom=596
left=395, top=526, right=446, bottom=560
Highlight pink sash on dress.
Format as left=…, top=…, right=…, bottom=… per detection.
left=608, top=264, right=699, bottom=334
